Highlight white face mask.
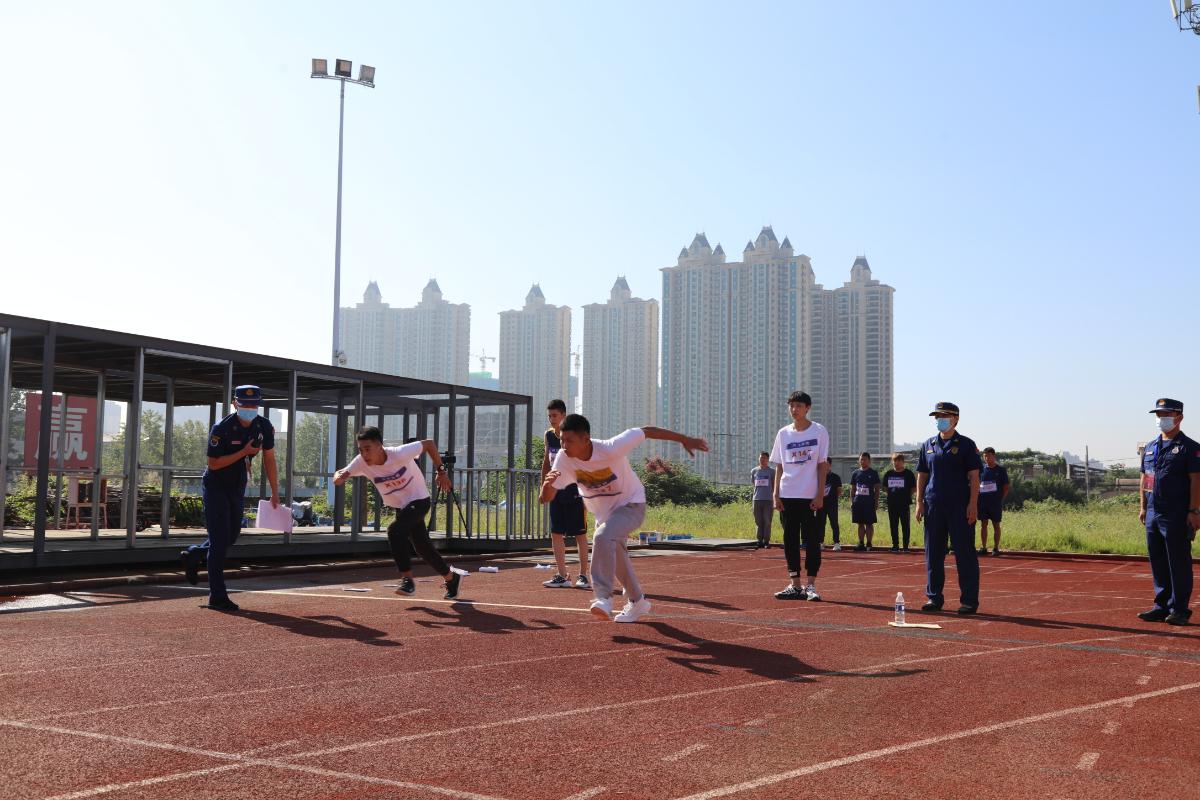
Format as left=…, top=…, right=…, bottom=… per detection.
left=1158, top=416, right=1178, bottom=434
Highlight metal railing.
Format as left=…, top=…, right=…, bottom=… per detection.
left=430, top=467, right=549, bottom=541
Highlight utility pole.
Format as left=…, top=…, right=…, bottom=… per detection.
left=1084, top=445, right=1090, bottom=503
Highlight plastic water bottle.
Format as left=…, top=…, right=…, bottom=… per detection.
left=894, top=592, right=905, bottom=625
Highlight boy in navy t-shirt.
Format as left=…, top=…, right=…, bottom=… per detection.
left=977, top=447, right=1010, bottom=556
left=850, top=452, right=880, bottom=551
left=818, top=459, right=844, bottom=550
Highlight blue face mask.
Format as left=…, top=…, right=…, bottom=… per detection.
left=236, top=408, right=258, bottom=422
left=935, top=418, right=953, bottom=433
left=1158, top=416, right=1177, bottom=434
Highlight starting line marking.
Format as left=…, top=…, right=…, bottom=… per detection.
left=663, top=743, right=709, bottom=762
left=668, top=680, right=1200, bottom=800
left=562, top=788, right=607, bottom=800
left=1076, top=752, right=1100, bottom=771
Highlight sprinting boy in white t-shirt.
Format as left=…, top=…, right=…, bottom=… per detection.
left=540, top=414, right=707, bottom=623
left=334, top=426, right=462, bottom=599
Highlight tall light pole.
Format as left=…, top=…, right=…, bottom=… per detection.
left=311, top=58, right=376, bottom=366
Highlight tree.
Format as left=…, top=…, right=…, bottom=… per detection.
left=291, top=412, right=330, bottom=491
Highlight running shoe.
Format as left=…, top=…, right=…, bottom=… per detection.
left=774, top=585, right=807, bottom=600
left=614, top=598, right=652, bottom=623
left=590, top=597, right=614, bottom=620
left=543, top=574, right=571, bottom=588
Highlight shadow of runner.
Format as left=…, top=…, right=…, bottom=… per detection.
left=408, top=603, right=564, bottom=635
left=238, top=610, right=401, bottom=647
left=644, top=593, right=741, bottom=611
left=612, top=621, right=924, bottom=681
left=825, top=599, right=1200, bottom=641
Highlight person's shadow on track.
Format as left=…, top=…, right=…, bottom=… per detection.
left=408, top=604, right=563, bottom=635
left=644, top=593, right=740, bottom=611
left=612, top=621, right=924, bottom=682
left=826, top=599, right=1200, bottom=641
left=238, top=610, right=401, bottom=647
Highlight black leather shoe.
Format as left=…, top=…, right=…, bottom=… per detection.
left=443, top=571, right=462, bottom=600
left=956, top=605, right=978, bottom=615
left=1166, top=611, right=1191, bottom=626
left=1138, top=608, right=1170, bottom=622
left=921, top=600, right=943, bottom=612
left=180, top=550, right=199, bottom=586
left=204, top=598, right=240, bottom=612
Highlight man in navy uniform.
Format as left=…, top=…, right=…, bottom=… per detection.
left=181, top=385, right=279, bottom=611
left=1138, top=398, right=1200, bottom=626
left=916, top=401, right=982, bottom=614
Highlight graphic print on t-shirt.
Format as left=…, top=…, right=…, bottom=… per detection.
left=372, top=466, right=413, bottom=498
left=575, top=467, right=619, bottom=496
left=785, top=439, right=817, bottom=465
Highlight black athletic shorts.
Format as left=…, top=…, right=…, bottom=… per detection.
left=550, top=489, right=587, bottom=535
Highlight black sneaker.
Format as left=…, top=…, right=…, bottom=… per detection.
left=774, top=585, right=807, bottom=600
left=854, top=544, right=866, bottom=552
left=180, top=550, right=199, bottom=586
left=543, top=573, right=571, bottom=588
left=991, top=548, right=1000, bottom=557
left=443, top=571, right=462, bottom=600
left=956, top=605, right=978, bottom=615
left=1138, top=608, right=1170, bottom=622
left=890, top=546, right=900, bottom=553
left=1166, top=610, right=1191, bottom=626
left=397, top=577, right=416, bottom=595
left=204, top=597, right=240, bottom=612
left=921, top=600, right=943, bottom=612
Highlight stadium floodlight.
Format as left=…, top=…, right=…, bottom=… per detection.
left=309, top=58, right=377, bottom=365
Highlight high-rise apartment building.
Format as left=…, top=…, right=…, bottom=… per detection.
left=661, top=229, right=893, bottom=480
left=397, top=280, right=470, bottom=385
left=582, top=277, right=659, bottom=438
left=339, top=280, right=470, bottom=385
left=499, top=285, right=571, bottom=414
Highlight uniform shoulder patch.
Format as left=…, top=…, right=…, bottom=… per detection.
left=210, top=435, right=220, bottom=447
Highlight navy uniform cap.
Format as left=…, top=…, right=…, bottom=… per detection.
left=929, top=401, right=960, bottom=416
left=233, top=385, right=263, bottom=406
left=1149, top=398, right=1183, bottom=414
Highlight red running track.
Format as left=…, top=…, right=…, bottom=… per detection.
left=1, top=548, right=1198, bottom=799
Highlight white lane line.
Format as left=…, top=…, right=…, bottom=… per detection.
left=808, top=689, right=833, bottom=701
left=240, top=739, right=300, bottom=756
left=1148, top=659, right=1162, bottom=669
left=374, top=708, right=430, bottom=722
left=1, top=718, right=512, bottom=800
left=1136, top=675, right=1151, bottom=685
left=1076, top=752, right=1100, bottom=771
left=669, top=680, right=1200, bottom=800
left=562, top=787, right=607, bottom=800
left=663, top=744, right=709, bottom=763
left=1102, top=721, right=1120, bottom=735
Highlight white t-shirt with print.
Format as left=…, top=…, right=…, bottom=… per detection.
left=344, top=442, right=429, bottom=509
left=768, top=421, right=830, bottom=499
left=551, top=428, right=646, bottom=524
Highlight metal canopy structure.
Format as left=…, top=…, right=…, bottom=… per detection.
left=0, top=313, right=543, bottom=569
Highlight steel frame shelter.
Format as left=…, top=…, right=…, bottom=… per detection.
left=0, top=314, right=543, bottom=570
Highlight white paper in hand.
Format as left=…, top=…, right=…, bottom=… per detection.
left=255, top=500, right=294, bottom=533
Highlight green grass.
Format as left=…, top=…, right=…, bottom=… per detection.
left=644, top=495, right=1153, bottom=556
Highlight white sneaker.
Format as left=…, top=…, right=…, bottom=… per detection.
left=832, top=543, right=842, bottom=552
left=589, top=597, right=614, bottom=620
left=614, top=598, right=652, bottom=623
left=805, top=586, right=821, bottom=602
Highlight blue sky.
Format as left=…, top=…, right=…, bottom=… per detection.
left=2, top=2, right=1197, bottom=463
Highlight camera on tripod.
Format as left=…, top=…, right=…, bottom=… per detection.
left=440, top=452, right=457, bottom=467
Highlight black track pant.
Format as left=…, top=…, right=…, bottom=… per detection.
left=387, top=498, right=449, bottom=575
left=781, top=498, right=821, bottom=578
left=888, top=504, right=911, bottom=548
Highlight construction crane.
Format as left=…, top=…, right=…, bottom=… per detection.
left=472, top=350, right=496, bottom=373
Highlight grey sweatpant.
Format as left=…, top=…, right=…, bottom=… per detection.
left=592, top=502, right=646, bottom=603
left=753, top=499, right=774, bottom=546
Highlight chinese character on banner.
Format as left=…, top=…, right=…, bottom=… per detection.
left=23, top=394, right=98, bottom=470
